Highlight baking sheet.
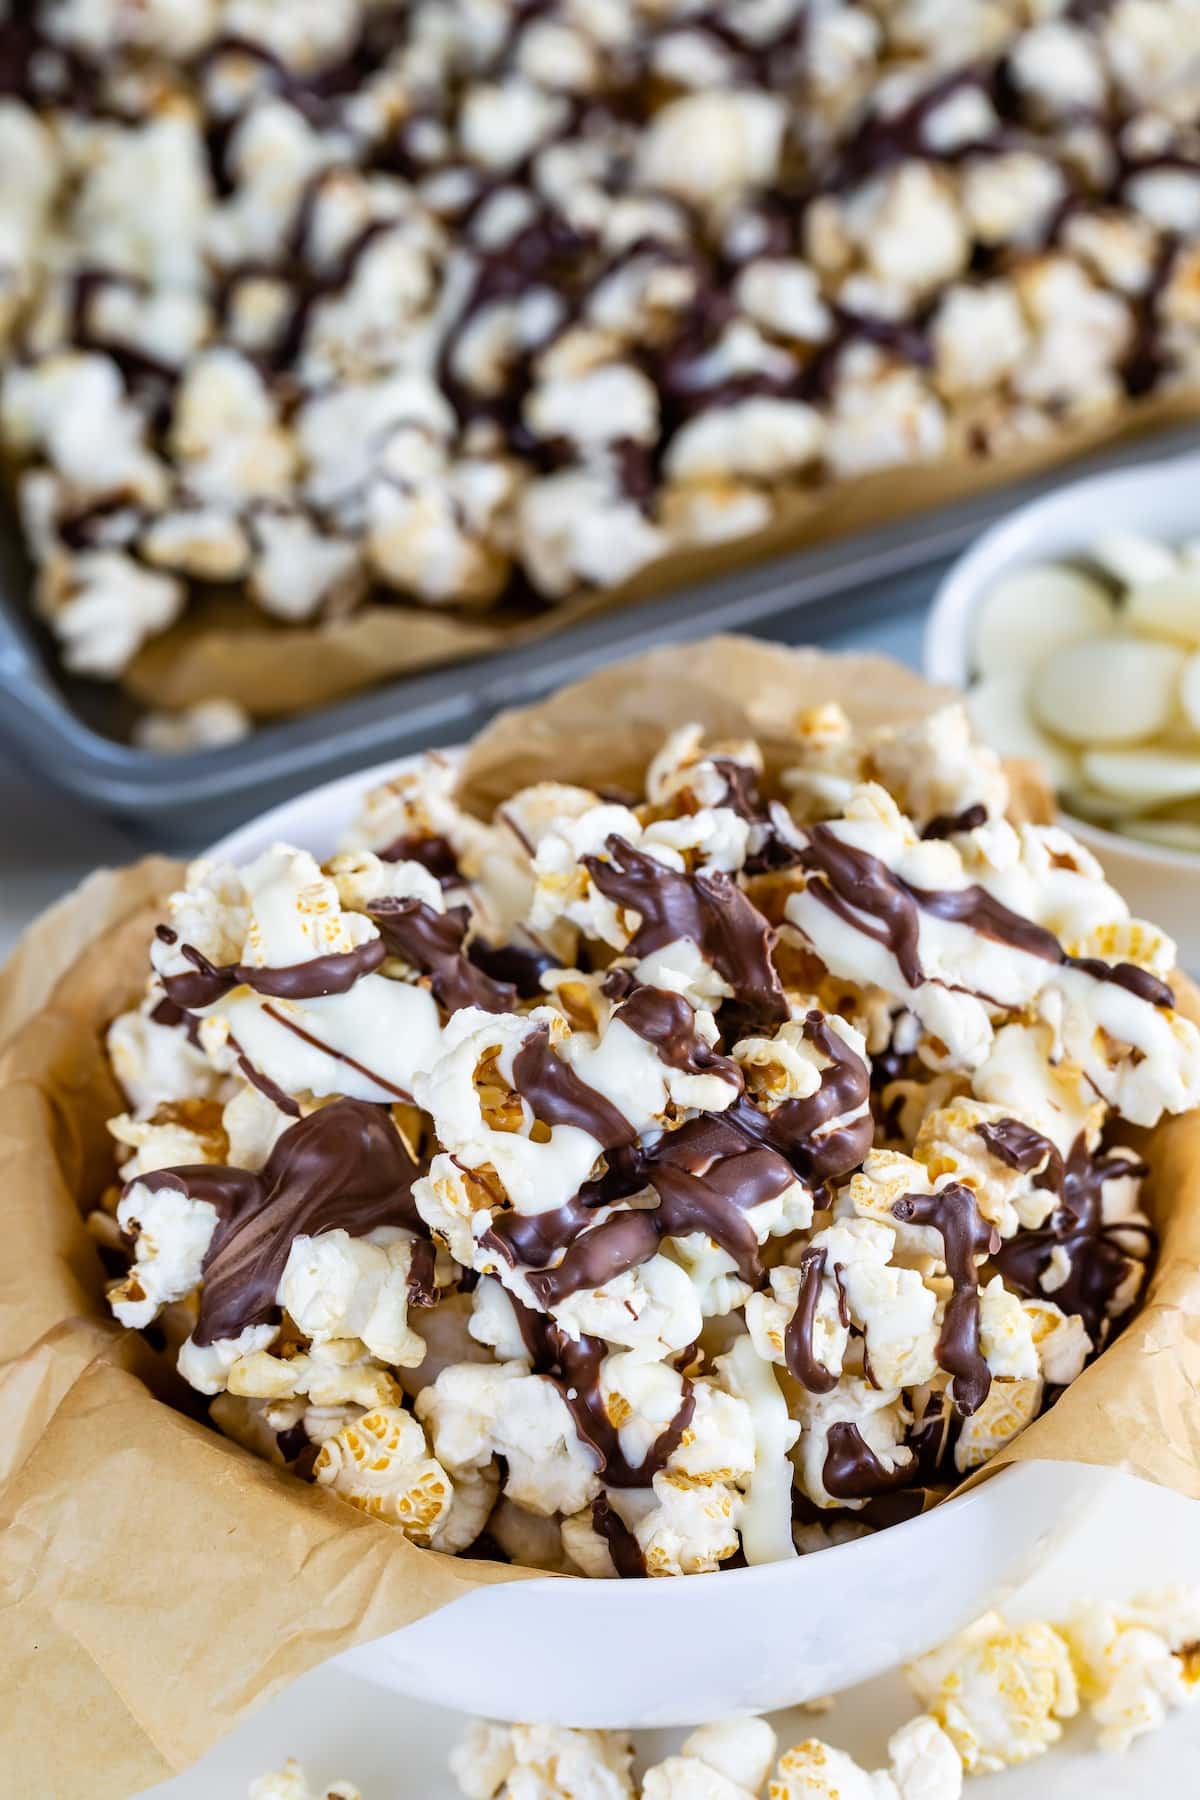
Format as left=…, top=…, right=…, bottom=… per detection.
left=1, top=418, right=1197, bottom=837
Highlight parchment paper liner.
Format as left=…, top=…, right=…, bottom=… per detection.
left=3, top=638, right=1200, bottom=1800
left=120, top=389, right=1200, bottom=719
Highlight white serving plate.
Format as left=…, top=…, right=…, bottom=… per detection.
left=204, top=755, right=1101, bottom=1727
left=924, top=449, right=1200, bottom=968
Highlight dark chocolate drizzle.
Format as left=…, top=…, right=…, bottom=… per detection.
left=132, top=1099, right=425, bottom=1346
left=977, top=1118, right=1055, bottom=1175
left=731, top=1011, right=872, bottom=1186
left=797, top=826, right=1175, bottom=1007
left=583, top=835, right=787, bottom=1025
left=990, top=1131, right=1154, bottom=1341
left=468, top=936, right=559, bottom=999
left=379, top=833, right=461, bottom=887
left=591, top=1493, right=648, bottom=1578
left=785, top=1248, right=840, bottom=1393
left=161, top=936, right=386, bottom=1009
left=921, top=803, right=988, bottom=840
left=512, top=1297, right=696, bottom=1489
left=602, top=969, right=743, bottom=1089
left=822, top=1422, right=915, bottom=1501
left=406, top=1236, right=439, bottom=1309
left=512, top=1024, right=638, bottom=1149
left=227, top=1033, right=303, bottom=1118
left=892, top=1184, right=1000, bottom=1416
left=483, top=1092, right=800, bottom=1302
left=368, top=897, right=517, bottom=1014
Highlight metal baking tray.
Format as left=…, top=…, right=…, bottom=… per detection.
left=1, top=420, right=1197, bottom=841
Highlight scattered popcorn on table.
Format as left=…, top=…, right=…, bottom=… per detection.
left=449, top=1720, right=635, bottom=1799
left=908, top=1587, right=1200, bottom=1765
left=1063, top=1587, right=1200, bottom=1753
left=96, top=698, right=1199, bottom=1576
left=248, top=1759, right=362, bottom=1800
left=768, top=1715, right=961, bottom=1799
left=3, top=1, right=1200, bottom=698
left=906, top=1611, right=1079, bottom=1773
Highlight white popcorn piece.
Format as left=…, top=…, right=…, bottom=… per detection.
left=414, top=1007, right=606, bottom=1218
left=1, top=354, right=163, bottom=502
left=643, top=1718, right=778, bottom=1800
left=910, top=1097, right=1058, bottom=1238
left=250, top=512, right=363, bottom=622
left=865, top=706, right=1008, bottom=835
left=785, top=782, right=1200, bottom=1122
left=170, top=347, right=298, bottom=505
left=736, top=260, right=832, bottom=344
left=449, top=1720, right=634, bottom=1800
left=279, top=1229, right=429, bottom=1369
left=134, top=697, right=252, bottom=755
left=1008, top=21, right=1108, bottom=115
left=517, top=462, right=667, bottom=598
left=637, top=91, right=787, bottom=206
left=106, top=989, right=223, bottom=1117
left=824, top=348, right=946, bottom=480
left=417, top=1360, right=601, bottom=1518
left=36, top=548, right=184, bottom=678
left=665, top=398, right=825, bottom=484
left=794, top=1377, right=914, bottom=1511
left=177, top=1322, right=281, bottom=1397
left=843, top=162, right=969, bottom=299
left=249, top=1757, right=363, bottom=1800
left=152, top=843, right=443, bottom=1107
left=952, top=1373, right=1041, bottom=1474
left=1064, top=1587, right=1200, bottom=1752
left=108, top=1103, right=226, bottom=1180
left=769, top=1712, right=962, bottom=1800
left=108, top=1177, right=219, bottom=1329
left=907, top=1611, right=1079, bottom=1772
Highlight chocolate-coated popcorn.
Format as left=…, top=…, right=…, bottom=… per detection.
left=3, top=1, right=1199, bottom=695
left=97, top=700, right=1198, bottom=1574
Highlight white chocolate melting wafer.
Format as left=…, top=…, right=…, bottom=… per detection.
left=1081, top=748, right=1200, bottom=805
left=1127, top=572, right=1200, bottom=648
left=967, top=673, right=1077, bottom=789
left=973, top=563, right=1114, bottom=678
left=1031, top=638, right=1182, bottom=747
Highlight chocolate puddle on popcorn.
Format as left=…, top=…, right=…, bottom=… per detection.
left=100, top=694, right=1195, bottom=1577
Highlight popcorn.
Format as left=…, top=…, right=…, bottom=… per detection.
left=450, top=1721, right=634, bottom=1799
left=134, top=697, right=252, bottom=755
left=249, top=1759, right=363, bottom=1800
left=417, top=1360, right=602, bottom=1518
left=1063, top=1587, right=1200, bottom=1752
left=109, top=1176, right=219, bottom=1329
left=643, top=1719, right=778, bottom=1800
left=769, top=1715, right=962, bottom=1799
left=5, top=0, right=1198, bottom=702
left=279, top=1230, right=430, bottom=1369
left=312, top=1405, right=458, bottom=1546
left=99, top=689, right=1195, bottom=1576
left=906, top=1611, right=1079, bottom=1772
left=34, top=548, right=184, bottom=679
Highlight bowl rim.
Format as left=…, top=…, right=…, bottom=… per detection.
left=203, top=753, right=1049, bottom=1598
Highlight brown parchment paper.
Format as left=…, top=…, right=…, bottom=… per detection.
left=3, top=639, right=1200, bottom=1800
left=120, top=389, right=1200, bottom=719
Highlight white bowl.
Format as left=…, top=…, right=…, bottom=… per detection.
left=924, top=448, right=1200, bottom=966
left=205, top=753, right=1109, bottom=1723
